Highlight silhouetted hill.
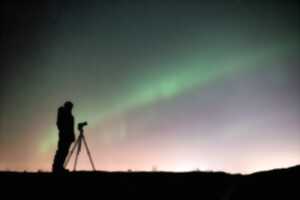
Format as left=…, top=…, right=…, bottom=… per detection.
left=1, top=165, right=299, bottom=199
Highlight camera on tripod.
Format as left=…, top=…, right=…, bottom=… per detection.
left=78, top=121, right=88, bottom=132
left=65, top=120, right=95, bottom=171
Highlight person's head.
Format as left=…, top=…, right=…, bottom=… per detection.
left=64, top=101, right=74, bottom=112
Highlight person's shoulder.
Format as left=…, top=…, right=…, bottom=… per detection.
left=57, top=106, right=65, bottom=115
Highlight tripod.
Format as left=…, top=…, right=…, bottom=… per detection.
left=64, top=127, right=96, bottom=171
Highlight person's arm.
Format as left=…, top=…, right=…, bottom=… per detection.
left=71, top=116, right=75, bottom=141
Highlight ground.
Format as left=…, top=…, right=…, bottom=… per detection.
left=1, top=165, right=299, bottom=199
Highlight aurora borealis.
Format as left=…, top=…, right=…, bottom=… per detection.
left=1, top=0, right=299, bottom=173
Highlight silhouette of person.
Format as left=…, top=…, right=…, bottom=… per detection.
left=52, top=101, right=75, bottom=172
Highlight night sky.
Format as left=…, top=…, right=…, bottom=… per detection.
left=1, top=0, right=299, bottom=173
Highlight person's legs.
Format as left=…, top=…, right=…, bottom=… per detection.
left=52, top=140, right=62, bottom=172
left=60, top=141, right=72, bottom=167
left=52, top=139, right=72, bottom=172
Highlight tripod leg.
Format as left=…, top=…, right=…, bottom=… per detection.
left=64, top=138, right=79, bottom=168
left=73, top=139, right=82, bottom=171
left=82, top=135, right=96, bottom=171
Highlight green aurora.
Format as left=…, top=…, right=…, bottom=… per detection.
left=40, top=40, right=298, bottom=153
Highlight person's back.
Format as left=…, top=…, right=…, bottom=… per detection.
left=57, top=105, right=75, bottom=142
left=56, top=106, right=65, bottom=132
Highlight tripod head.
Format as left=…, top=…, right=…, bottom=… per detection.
left=78, top=121, right=88, bottom=132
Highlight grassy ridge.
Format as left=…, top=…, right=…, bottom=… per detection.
left=1, top=165, right=299, bottom=199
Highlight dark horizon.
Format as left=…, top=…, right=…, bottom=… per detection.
left=1, top=165, right=300, bottom=199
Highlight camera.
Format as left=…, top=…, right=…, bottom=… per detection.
left=78, top=121, right=88, bottom=131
